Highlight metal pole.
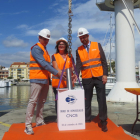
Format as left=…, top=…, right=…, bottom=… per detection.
left=66, top=68, right=73, bottom=90
left=110, top=13, right=112, bottom=76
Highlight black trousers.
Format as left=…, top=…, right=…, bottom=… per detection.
left=83, top=77, right=107, bottom=125
left=53, top=88, right=57, bottom=114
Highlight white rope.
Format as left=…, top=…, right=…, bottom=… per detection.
left=122, top=0, right=140, bottom=34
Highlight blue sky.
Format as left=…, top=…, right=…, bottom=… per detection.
left=0, top=0, right=140, bottom=67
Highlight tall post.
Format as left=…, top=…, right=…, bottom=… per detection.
left=107, top=0, right=139, bottom=102
left=139, top=61, right=140, bottom=79
left=110, top=13, right=112, bottom=76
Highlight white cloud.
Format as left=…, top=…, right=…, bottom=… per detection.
left=16, top=24, right=39, bottom=36
left=16, top=24, right=28, bottom=29
left=49, top=0, right=108, bottom=31
left=73, top=38, right=81, bottom=49
left=0, top=51, right=30, bottom=67
left=14, top=0, right=140, bottom=65
left=49, top=2, right=59, bottom=8
left=0, top=11, right=28, bottom=15
left=25, top=30, right=39, bottom=36
left=49, top=24, right=67, bottom=45
left=3, top=35, right=28, bottom=47
left=51, top=24, right=66, bottom=38
left=135, top=9, right=140, bottom=27
left=16, top=1, right=109, bottom=41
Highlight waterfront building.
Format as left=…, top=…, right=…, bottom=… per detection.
left=9, top=62, right=30, bottom=80
left=0, top=66, right=9, bottom=79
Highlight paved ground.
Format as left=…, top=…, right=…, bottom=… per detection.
left=0, top=97, right=140, bottom=140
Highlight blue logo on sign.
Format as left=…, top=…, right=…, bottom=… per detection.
left=66, top=95, right=77, bottom=104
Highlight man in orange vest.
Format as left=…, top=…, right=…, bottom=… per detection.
left=24, top=29, right=62, bottom=135
left=76, top=27, right=108, bottom=132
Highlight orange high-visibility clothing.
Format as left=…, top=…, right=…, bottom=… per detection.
left=52, top=53, right=73, bottom=88
left=78, top=42, right=103, bottom=79
left=30, top=42, right=50, bottom=80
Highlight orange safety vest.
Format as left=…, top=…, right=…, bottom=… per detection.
left=52, top=53, right=73, bottom=88
left=78, top=42, right=103, bottom=79
left=30, top=42, right=51, bottom=80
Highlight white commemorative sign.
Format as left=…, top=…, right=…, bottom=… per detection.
left=57, top=89, right=85, bottom=131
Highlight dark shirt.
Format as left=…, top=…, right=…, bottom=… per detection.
left=30, top=44, right=58, bottom=84
left=76, top=42, right=108, bottom=79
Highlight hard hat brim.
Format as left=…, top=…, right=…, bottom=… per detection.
left=56, top=39, right=68, bottom=45
left=38, top=33, right=50, bottom=39
left=77, top=32, right=89, bottom=37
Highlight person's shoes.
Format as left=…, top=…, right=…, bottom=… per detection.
left=102, top=125, right=108, bottom=132
left=24, top=124, right=34, bottom=135
left=36, top=121, right=46, bottom=127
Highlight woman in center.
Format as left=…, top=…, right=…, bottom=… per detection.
left=52, top=37, right=76, bottom=113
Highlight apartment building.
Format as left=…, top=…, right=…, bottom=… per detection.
left=9, top=62, right=30, bottom=80
left=0, top=65, right=9, bottom=79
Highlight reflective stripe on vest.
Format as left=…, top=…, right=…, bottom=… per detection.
left=30, top=42, right=50, bottom=80
left=82, top=58, right=101, bottom=65
left=52, top=53, right=73, bottom=88
left=81, top=63, right=102, bottom=70
left=78, top=42, right=103, bottom=79
left=30, top=61, right=37, bottom=64
left=30, top=61, right=51, bottom=65
left=52, top=76, right=67, bottom=81
left=30, top=67, right=46, bottom=70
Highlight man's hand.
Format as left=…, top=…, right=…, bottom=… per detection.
left=62, top=72, right=66, bottom=80
left=57, top=70, right=66, bottom=80
left=57, top=70, right=62, bottom=78
left=102, top=75, right=107, bottom=84
left=72, top=74, right=77, bottom=84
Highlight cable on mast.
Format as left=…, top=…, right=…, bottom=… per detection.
left=122, top=0, right=140, bottom=34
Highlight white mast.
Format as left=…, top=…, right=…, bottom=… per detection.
left=96, top=0, right=140, bottom=102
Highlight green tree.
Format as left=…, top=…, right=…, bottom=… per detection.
left=136, top=72, right=139, bottom=75
left=7, top=76, right=13, bottom=79
left=108, top=61, right=115, bottom=73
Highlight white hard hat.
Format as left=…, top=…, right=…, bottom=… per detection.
left=38, top=29, right=51, bottom=39
left=77, top=27, right=89, bottom=37
left=56, top=37, right=68, bottom=45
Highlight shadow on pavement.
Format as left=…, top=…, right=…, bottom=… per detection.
left=44, top=115, right=57, bottom=123
left=0, top=111, right=9, bottom=117
left=119, top=123, right=140, bottom=136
